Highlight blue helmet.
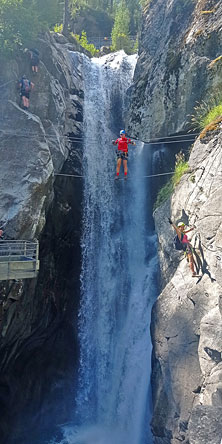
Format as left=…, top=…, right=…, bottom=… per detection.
left=120, top=130, right=125, bottom=135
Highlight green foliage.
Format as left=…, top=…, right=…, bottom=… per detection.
left=124, top=0, right=141, bottom=35
left=54, top=23, right=63, bottom=33
left=35, top=0, right=61, bottom=28
left=111, top=1, right=133, bottom=53
left=191, top=102, right=222, bottom=130
left=201, top=104, right=222, bottom=128
left=74, top=31, right=99, bottom=56
left=0, top=0, right=61, bottom=56
left=70, top=0, right=142, bottom=41
left=70, top=0, right=95, bottom=15
left=172, top=151, right=189, bottom=186
left=190, top=89, right=222, bottom=130
left=154, top=152, right=189, bottom=210
left=111, top=34, right=133, bottom=53
left=0, top=0, right=36, bottom=54
left=154, top=180, right=173, bottom=210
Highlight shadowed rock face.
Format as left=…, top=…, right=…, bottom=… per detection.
left=152, top=129, right=222, bottom=443
left=127, top=0, right=222, bottom=140
left=0, top=33, right=84, bottom=443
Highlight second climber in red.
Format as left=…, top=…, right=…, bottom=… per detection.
left=112, top=130, right=136, bottom=180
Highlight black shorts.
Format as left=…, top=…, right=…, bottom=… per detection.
left=21, top=91, right=30, bottom=99
left=31, top=56, right=39, bottom=67
left=116, top=151, right=128, bottom=161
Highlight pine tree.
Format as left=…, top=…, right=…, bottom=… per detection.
left=111, top=0, right=132, bottom=53
left=63, top=0, right=70, bottom=36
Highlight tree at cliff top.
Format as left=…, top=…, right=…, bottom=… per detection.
left=0, top=0, right=61, bottom=55
left=63, top=0, right=70, bottom=36
left=69, top=0, right=142, bottom=38
left=111, top=0, right=133, bottom=53
left=70, top=0, right=113, bottom=37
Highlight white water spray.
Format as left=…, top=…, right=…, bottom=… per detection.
left=54, top=51, right=158, bottom=444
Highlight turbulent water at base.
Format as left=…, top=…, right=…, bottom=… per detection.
left=51, top=51, right=159, bottom=444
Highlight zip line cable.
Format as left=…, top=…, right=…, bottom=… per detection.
left=0, top=117, right=199, bottom=141
left=54, top=171, right=176, bottom=180
left=0, top=127, right=199, bottom=144
left=0, top=99, right=199, bottom=144
left=0, top=131, right=197, bottom=146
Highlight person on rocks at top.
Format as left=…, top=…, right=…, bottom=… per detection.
left=29, top=48, right=40, bottom=73
left=168, top=218, right=197, bottom=277
left=19, top=75, right=34, bottom=110
left=112, top=130, right=136, bottom=180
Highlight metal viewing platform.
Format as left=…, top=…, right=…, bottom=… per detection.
left=0, top=240, right=39, bottom=281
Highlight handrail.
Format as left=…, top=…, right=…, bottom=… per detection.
left=0, top=240, right=37, bottom=243
left=0, top=240, right=39, bottom=261
left=0, top=240, right=40, bottom=280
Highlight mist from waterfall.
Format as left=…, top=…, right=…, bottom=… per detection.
left=52, top=50, right=159, bottom=444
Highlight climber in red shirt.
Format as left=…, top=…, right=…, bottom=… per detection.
left=112, top=130, right=136, bottom=180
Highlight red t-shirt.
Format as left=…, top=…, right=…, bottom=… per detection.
left=115, top=137, right=131, bottom=152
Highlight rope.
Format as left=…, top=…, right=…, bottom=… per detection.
left=0, top=124, right=199, bottom=143
left=55, top=173, right=84, bottom=178
left=0, top=126, right=198, bottom=143
left=130, top=134, right=198, bottom=144
left=0, top=131, right=196, bottom=146
left=54, top=171, right=175, bottom=179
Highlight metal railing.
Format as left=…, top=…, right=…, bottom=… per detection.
left=0, top=240, right=40, bottom=281
left=0, top=240, right=39, bottom=261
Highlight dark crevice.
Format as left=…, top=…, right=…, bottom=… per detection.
left=1, top=140, right=83, bottom=444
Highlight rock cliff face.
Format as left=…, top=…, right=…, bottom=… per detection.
left=125, top=1, right=222, bottom=442
left=0, top=32, right=84, bottom=238
left=152, top=128, right=222, bottom=443
left=0, top=33, right=84, bottom=443
left=127, top=0, right=222, bottom=140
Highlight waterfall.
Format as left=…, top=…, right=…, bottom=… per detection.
left=53, top=51, right=159, bottom=444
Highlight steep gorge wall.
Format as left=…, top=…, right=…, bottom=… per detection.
left=0, top=33, right=85, bottom=443
left=127, top=0, right=222, bottom=140
left=126, top=1, right=222, bottom=443
left=153, top=130, right=222, bottom=444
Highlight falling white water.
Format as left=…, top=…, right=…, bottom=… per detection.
left=52, top=51, right=159, bottom=444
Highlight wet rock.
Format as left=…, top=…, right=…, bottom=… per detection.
left=100, top=46, right=112, bottom=56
